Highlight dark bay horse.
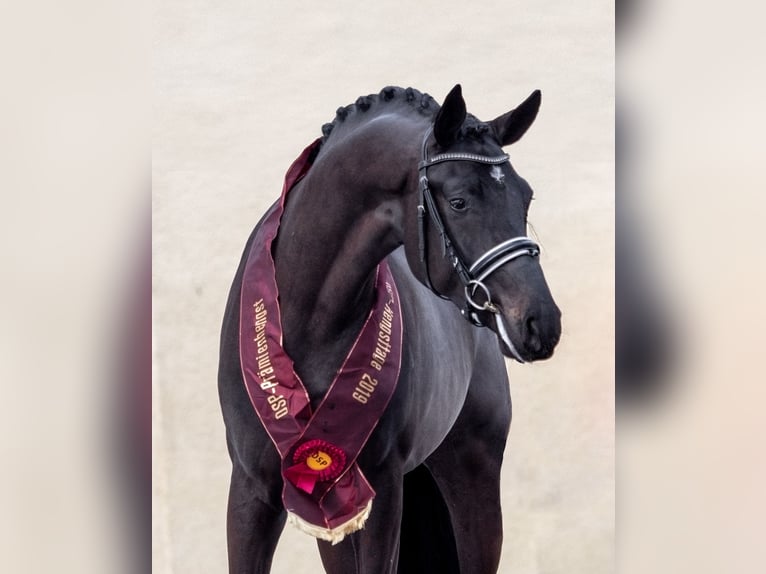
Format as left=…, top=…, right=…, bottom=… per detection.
left=218, top=85, right=561, bottom=573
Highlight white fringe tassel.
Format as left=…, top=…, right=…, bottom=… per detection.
left=287, top=500, right=373, bottom=545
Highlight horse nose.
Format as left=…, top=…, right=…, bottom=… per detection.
left=522, top=306, right=561, bottom=358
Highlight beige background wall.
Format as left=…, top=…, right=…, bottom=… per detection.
left=153, top=1, right=614, bottom=572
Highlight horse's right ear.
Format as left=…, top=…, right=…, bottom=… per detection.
left=434, top=84, right=466, bottom=148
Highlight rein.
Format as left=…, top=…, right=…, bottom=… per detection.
left=416, top=128, right=540, bottom=361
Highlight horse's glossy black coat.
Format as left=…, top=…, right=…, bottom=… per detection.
left=219, top=85, right=561, bottom=573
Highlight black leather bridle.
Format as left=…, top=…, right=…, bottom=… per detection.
left=416, top=127, right=540, bottom=359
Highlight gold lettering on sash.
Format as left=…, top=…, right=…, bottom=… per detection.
left=352, top=373, right=378, bottom=405
left=370, top=283, right=395, bottom=372
left=355, top=282, right=397, bottom=404
left=252, top=299, right=287, bottom=419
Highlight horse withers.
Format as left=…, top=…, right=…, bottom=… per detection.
left=218, top=84, right=561, bottom=573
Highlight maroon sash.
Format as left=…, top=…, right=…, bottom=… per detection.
left=238, top=140, right=403, bottom=543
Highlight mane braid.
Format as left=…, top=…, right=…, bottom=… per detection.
left=460, top=118, right=491, bottom=141
left=318, top=86, right=439, bottom=146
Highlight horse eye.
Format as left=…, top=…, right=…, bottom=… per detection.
left=449, top=198, right=467, bottom=211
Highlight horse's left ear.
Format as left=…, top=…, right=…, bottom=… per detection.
left=490, top=90, right=541, bottom=146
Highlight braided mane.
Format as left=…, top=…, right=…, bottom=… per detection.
left=319, top=86, right=489, bottom=146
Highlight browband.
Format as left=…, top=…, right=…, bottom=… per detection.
left=418, top=152, right=510, bottom=170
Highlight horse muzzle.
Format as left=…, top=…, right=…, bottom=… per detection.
left=490, top=294, right=561, bottom=363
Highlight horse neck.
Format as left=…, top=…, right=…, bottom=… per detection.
left=273, top=117, right=424, bottom=351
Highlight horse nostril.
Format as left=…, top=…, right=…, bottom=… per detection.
left=526, top=316, right=542, bottom=352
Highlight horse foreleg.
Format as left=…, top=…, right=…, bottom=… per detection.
left=425, top=439, right=505, bottom=574
left=226, top=464, right=286, bottom=574
left=316, top=471, right=403, bottom=574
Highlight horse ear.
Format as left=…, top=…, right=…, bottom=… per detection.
left=490, top=89, right=541, bottom=146
left=434, top=84, right=467, bottom=148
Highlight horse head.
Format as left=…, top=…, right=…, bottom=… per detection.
left=405, top=85, right=561, bottom=362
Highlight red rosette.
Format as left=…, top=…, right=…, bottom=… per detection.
left=284, top=440, right=347, bottom=494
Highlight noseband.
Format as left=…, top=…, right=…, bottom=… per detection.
left=416, top=128, right=540, bottom=337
